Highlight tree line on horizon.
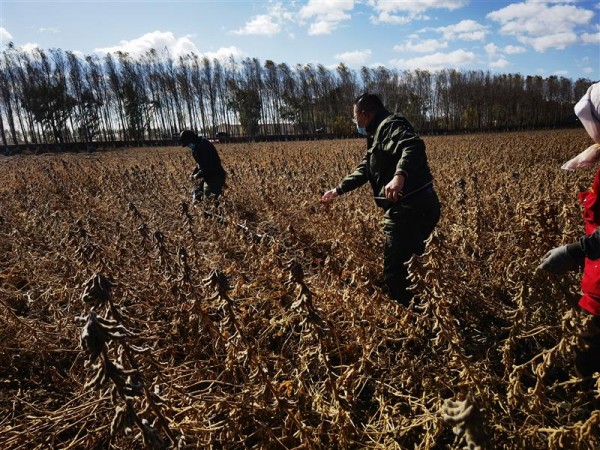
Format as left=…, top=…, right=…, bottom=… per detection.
left=0, top=43, right=596, bottom=149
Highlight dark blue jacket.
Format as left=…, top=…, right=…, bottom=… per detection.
left=190, top=137, right=226, bottom=180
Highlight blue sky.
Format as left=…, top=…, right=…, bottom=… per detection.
left=1, top=0, right=598, bottom=80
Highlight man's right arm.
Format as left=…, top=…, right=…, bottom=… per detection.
left=321, top=154, right=368, bottom=205
left=337, top=154, right=369, bottom=195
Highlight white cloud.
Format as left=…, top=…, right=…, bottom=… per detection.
left=233, top=14, right=281, bottom=36
left=576, top=56, right=596, bottom=77
left=521, top=31, right=578, bottom=51
left=553, top=70, right=569, bottom=76
left=308, top=21, right=334, bottom=35
left=389, top=49, right=476, bottom=71
left=394, top=39, right=448, bottom=53
left=334, top=49, right=372, bottom=65
left=0, top=27, right=13, bottom=42
left=233, top=3, right=295, bottom=36
left=537, top=0, right=578, bottom=3
left=503, top=45, right=526, bottom=55
left=18, top=43, right=42, bottom=54
left=485, top=42, right=526, bottom=56
left=94, top=31, right=200, bottom=59
left=436, top=20, right=488, bottom=41
left=581, top=25, right=600, bottom=45
left=234, top=1, right=352, bottom=37
left=201, top=46, right=245, bottom=61
left=490, top=58, right=510, bottom=69
left=487, top=1, right=594, bottom=51
left=484, top=42, right=525, bottom=70
left=370, top=11, right=417, bottom=25
left=393, top=20, right=485, bottom=55
left=300, top=0, right=354, bottom=35
left=369, top=61, right=387, bottom=69
left=39, top=27, right=60, bottom=34
left=369, top=0, right=468, bottom=24
left=484, top=43, right=500, bottom=55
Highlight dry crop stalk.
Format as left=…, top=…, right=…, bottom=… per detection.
left=407, top=235, right=490, bottom=402
left=153, top=230, right=172, bottom=274
left=178, top=201, right=196, bottom=241
left=78, top=273, right=176, bottom=448
left=284, top=259, right=356, bottom=445
left=202, top=268, right=318, bottom=448
left=127, top=201, right=152, bottom=246
left=441, top=394, right=489, bottom=450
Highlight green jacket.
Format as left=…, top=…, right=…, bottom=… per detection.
left=337, top=110, right=434, bottom=210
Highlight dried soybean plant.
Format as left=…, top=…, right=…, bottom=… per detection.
left=78, top=272, right=175, bottom=449
left=1, top=131, right=600, bottom=449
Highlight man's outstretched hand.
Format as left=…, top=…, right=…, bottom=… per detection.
left=320, top=189, right=339, bottom=206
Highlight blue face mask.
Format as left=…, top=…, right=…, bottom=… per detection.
left=187, top=143, right=196, bottom=151
left=356, top=124, right=367, bottom=136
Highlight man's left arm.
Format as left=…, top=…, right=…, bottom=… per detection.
left=383, top=131, right=427, bottom=201
left=393, top=133, right=427, bottom=179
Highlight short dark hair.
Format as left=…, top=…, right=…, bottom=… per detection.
left=355, top=93, right=384, bottom=113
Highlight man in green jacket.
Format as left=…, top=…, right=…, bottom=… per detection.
left=321, top=93, right=440, bottom=305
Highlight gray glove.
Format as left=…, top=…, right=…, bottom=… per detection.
left=538, top=245, right=580, bottom=274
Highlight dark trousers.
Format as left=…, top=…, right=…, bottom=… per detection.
left=193, top=176, right=225, bottom=201
left=383, top=188, right=440, bottom=304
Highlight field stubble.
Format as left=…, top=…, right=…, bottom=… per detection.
left=0, top=129, right=598, bottom=449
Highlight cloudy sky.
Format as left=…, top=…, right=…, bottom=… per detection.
left=1, top=0, right=598, bottom=80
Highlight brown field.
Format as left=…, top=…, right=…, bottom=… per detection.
left=0, top=129, right=598, bottom=449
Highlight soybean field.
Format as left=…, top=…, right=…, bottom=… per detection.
left=0, top=129, right=598, bottom=449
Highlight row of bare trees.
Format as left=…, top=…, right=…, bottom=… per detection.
left=0, top=43, right=595, bottom=148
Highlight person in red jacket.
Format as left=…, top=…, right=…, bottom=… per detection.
left=539, top=82, right=600, bottom=377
